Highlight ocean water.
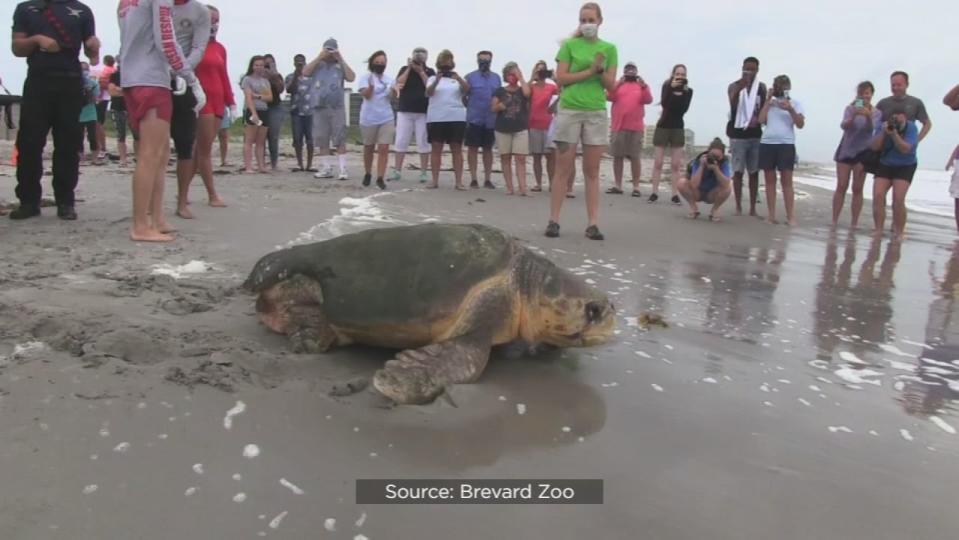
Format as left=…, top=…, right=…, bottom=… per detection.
left=795, top=165, right=955, bottom=218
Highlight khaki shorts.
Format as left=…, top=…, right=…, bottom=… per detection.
left=553, top=108, right=608, bottom=147
left=609, top=130, right=643, bottom=159
left=528, top=128, right=553, bottom=154
left=495, top=130, right=529, bottom=155
left=313, top=107, right=347, bottom=149
left=652, top=127, right=685, bottom=148
left=361, top=121, right=395, bottom=146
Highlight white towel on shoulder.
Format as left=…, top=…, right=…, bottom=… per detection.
left=734, top=77, right=761, bottom=129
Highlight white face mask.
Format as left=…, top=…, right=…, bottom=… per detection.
left=580, top=23, right=598, bottom=38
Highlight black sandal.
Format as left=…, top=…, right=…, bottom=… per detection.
left=606, top=186, right=624, bottom=194
left=631, top=190, right=642, bottom=197
left=585, top=225, right=605, bottom=240
left=545, top=221, right=560, bottom=238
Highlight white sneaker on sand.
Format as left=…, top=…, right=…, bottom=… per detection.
left=338, top=169, right=349, bottom=181
left=314, top=166, right=334, bottom=179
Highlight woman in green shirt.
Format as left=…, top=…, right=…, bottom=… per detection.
left=546, top=2, right=618, bottom=241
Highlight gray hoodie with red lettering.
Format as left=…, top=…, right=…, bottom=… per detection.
left=117, top=0, right=195, bottom=88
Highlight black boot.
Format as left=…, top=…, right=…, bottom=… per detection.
left=57, top=205, right=78, bottom=220
left=9, top=204, right=40, bottom=220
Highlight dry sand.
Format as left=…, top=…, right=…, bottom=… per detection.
left=1, top=139, right=958, bottom=539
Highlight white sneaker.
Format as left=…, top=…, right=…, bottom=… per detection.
left=338, top=169, right=349, bottom=181
left=314, top=166, right=334, bottom=179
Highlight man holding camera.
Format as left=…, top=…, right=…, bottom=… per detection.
left=11, top=0, right=100, bottom=221
left=606, top=61, right=653, bottom=197
left=304, top=37, right=356, bottom=180
left=870, top=106, right=919, bottom=240
left=676, top=137, right=733, bottom=222
left=464, top=50, right=501, bottom=189
left=876, top=71, right=931, bottom=142
left=726, top=56, right=767, bottom=217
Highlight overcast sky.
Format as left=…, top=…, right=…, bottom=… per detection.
left=3, top=0, right=957, bottom=166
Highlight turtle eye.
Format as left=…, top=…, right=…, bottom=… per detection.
left=585, top=302, right=604, bottom=324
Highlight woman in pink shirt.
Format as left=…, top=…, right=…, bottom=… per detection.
left=528, top=60, right=558, bottom=192
left=606, top=61, right=653, bottom=196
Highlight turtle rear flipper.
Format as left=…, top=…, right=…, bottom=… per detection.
left=372, top=334, right=492, bottom=405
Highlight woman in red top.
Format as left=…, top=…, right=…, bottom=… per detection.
left=528, top=60, right=558, bottom=192
left=179, top=4, right=233, bottom=219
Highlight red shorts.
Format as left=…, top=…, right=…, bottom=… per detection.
left=125, top=86, right=173, bottom=132
left=199, top=90, right=227, bottom=118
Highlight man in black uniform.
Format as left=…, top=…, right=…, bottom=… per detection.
left=10, top=0, right=99, bottom=220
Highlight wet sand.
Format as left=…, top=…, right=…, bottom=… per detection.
left=1, top=140, right=958, bottom=539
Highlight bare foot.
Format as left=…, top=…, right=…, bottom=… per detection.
left=176, top=207, right=195, bottom=219
left=749, top=210, right=759, bottom=217
left=258, top=168, right=269, bottom=174
left=155, top=221, right=177, bottom=234
left=735, top=209, right=743, bottom=216
left=506, top=190, right=515, bottom=196
left=244, top=168, right=256, bottom=174
left=426, top=183, right=439, bottom=189
left=130, top=228, right=175, bottom=242
left=787, top=219, right=798, bottom=227
left=208, top=198, right=227, bottom=208
left=766, top=218, right=779, bottom=225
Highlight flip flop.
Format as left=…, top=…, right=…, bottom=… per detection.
left=566, top=193, right=575, bottom=199
left=531, top=186, right=542, bottom=192
left=708, top=214, right=721, bottom=222
left=606, top=187, right=624, bottom=194
left=687, top=211, right=701, bottom=220
left=631, top=190, right=642, bottom=197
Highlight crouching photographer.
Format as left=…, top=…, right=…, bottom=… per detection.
left=870, top=107, right=919, bottom=240
left=677, top=137, right=732, bottom=221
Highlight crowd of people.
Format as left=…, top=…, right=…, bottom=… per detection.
left=6, top=1, right=959, bottom=244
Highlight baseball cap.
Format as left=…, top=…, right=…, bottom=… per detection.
left=324, top=38, right=338, bottom=51
left=625, top=61, right=637, bottom=69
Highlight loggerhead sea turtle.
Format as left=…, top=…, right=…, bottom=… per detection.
left=242, top=223, right=616, bottom=404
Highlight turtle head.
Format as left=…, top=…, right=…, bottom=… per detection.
left=531, top=265, right=616, bottom=348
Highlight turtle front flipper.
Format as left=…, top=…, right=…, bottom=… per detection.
left=372, top=334, right=492, bottom=404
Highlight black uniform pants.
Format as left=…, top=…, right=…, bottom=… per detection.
left=15, top=74, right=84, bottom=207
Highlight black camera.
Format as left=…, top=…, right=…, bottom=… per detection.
left=706, top=155, right=718, bottom=166
left=886, top=117, right=903, bottom=132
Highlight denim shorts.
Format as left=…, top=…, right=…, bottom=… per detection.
left=291, top=113, right=314, bottom=148
left=729, top=138, right=761, bottom=174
